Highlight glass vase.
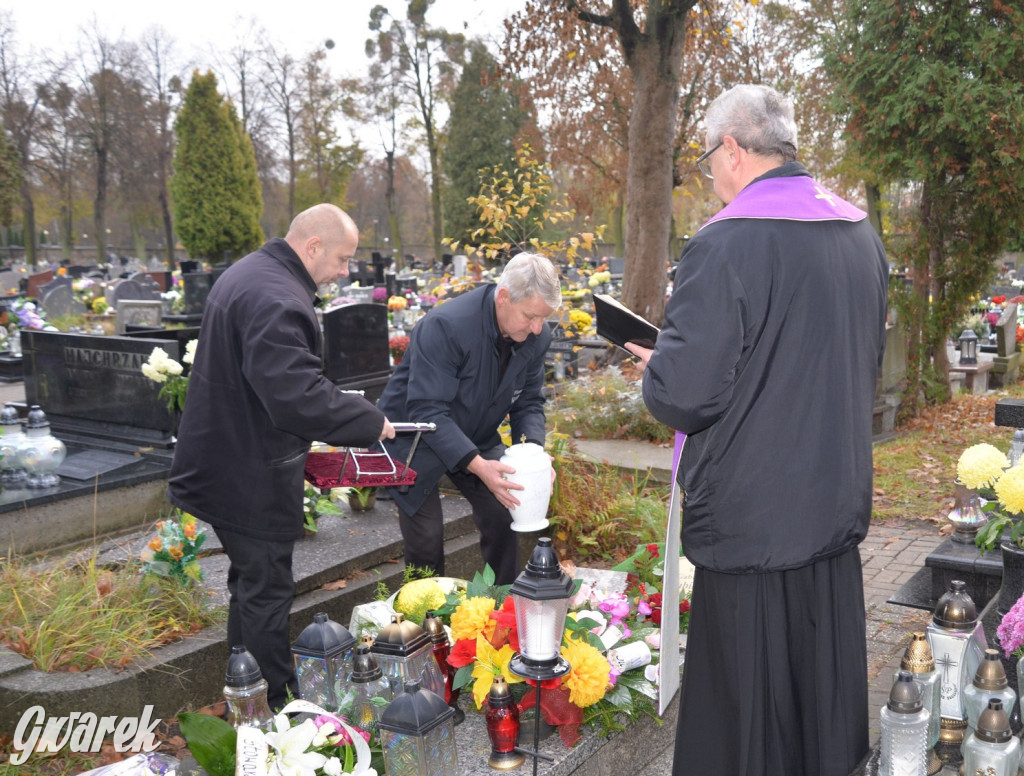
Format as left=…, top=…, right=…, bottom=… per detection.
left=947, top=479, right=987, bottom=544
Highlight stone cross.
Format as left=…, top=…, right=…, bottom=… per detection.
left=996, top=302, right=1019, bottom=358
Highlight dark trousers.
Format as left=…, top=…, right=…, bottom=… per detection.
left=398, top=468, right=520, bottom=585
left=213, top=525, right=297, bottom=711
left=673, top=546, right=868, bottom=776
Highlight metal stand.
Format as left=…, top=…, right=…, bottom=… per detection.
left=508, top=654, right=571, bottom=776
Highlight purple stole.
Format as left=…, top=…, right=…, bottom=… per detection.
left=700, top=174, right=867, bottom=230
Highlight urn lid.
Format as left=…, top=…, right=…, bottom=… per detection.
left=887, top=671, right=923, bottom=714
left=976, top=698, right=1013, bottom=744
left=25, top=405, right=50, bottom=430
left=378, top=679, right=455, bottom=736
left=972, top=649, right=1008, bottom=691
left=0, top=405, right=20, bottom=427
left=350, top=643, right=384, bottom=683
left=422, top=611, right=449, bottom=646
left=371, top=613, right=431, bottom=657
left=900, top=632, right=935, bottom=674
left=225, top=644, right=264, bottom=687
left=488, top=675, right=514, bottom=708
left=291, top=612, right=356, bottom=658
left=932, top=580, right=978, bottom=629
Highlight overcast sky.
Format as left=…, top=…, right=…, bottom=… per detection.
left=3, top=0, right=525, bottom=79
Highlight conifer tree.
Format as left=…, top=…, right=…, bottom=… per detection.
left=0, top=127, right=20, bottom=227
left=442, top=43, right=529, bottom=244
left=171, top=70, right=263, bottom=262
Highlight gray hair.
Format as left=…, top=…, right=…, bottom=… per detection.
left=497, top=253, right=562, bottom=310
left=704, top=84, right=798, bottom=162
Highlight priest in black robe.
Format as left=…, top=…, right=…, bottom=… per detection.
left=628, top=84, right=889, bottom=776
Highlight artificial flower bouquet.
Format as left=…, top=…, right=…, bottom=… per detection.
left=179, top=699, right=378, bottom=776
left=140, top=340, right=198, bottom=413
left=140, top=510, right=206, bottom=581
left=997, top=592, right=1024, bottom=660
left=957, top=442, right=1024, bottom=551
left=611, top=542, right=692, bottom=633
left=437, top=565, right=661, bottom=747
left=303, top=482, right=344, bottom=533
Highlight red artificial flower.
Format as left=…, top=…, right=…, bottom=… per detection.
left=490, top=596, right=519, bottom=652
left=680, top=599, right=691, bottom=615
left=993, top=295, right=1007, bottom=305
left=446, top=638, right=479, bottom=669
left=646, top=543, right=660, bottom=558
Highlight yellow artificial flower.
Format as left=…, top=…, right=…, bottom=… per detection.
left=470, top=634, right=522, bottom=709
left=958, top=443, right=1009, bottom=489
left=997, top=465, right=1024, bottom=515
left=560, top=640, right=610, bottom=708
left=387, top=295, right=408, bottom=311
left=450, top=596, right=497, bottom=642
left=960, top=443, right=1009, bottom=489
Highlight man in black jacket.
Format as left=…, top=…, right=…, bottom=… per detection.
left=377, top=253, right=561, bottom=584
left=168, top=204, right=395, bottom=709
left=629, top=85, right=888, bottom=776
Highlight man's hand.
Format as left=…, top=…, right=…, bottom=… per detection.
left=625, top=342, right=653, bottom=371
left=379, top=418, right=396, bottom=440
left=467, top=454, right=524, bottom=510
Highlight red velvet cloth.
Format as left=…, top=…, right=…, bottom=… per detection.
left=304, top=451, right=417, bottom=488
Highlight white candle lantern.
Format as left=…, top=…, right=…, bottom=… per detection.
left=509, top=537, right=573, bottom=672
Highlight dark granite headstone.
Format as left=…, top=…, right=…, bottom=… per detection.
left=182, top=272, right=213, bottom=316
left=396, top=276, right=418, bottom=296
left=108, top=278, right=159, bottom=306
left=21, top=329, right=180, bottom=447
left=996, top=399, right=1024, bottom=428
left=322, top=303, right=390, bottom=402
left=607, top=257, right=625, bottom=276
left=143, top=271, right=172, bottom=292
left=56, top=449, right=144, bottom=481
left=179, top=260, right=200, bottom=274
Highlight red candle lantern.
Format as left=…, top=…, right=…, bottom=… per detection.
left=485, top=675, right=525, bottom=770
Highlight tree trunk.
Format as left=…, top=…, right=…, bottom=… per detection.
left=621, top=22, right=685, bottom=326
left=20, top=183, right=36, bottom=267
left=94, top=145, right=108, bottom=263
left=425, top=122, right=444, bottom=266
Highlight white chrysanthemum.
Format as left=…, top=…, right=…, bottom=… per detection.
left=997, top=465, right=1024, bottom=516
left=957, top=443, right=1009, bottom=489
left=141, top=362, right=167, bottom=383
left=183, top=339, right=198, bottom=365
left=162, top=359, right=183, bottom=376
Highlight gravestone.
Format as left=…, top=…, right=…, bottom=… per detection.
left=179, top=260, right=200, bottom=274
left=38, top=279, right=87, bottom=320
left=107, top=277, right=159, bottom=308
left=321, top=303, right=390, bottom=403
left=21, top=329, right=180, bottom=447
left=992, top=302, right=1022, bottom=388
left=26, top=269, right=54, bottom=299
left=545, top=323, right=579, bottom=381
left=115, top=300, right=164, bottom=334
left=0, top=270, right=20, bottom=296
left=395, top=275, right=418, bottom=296
left=143, top=271, right=172, bottom=292
left=182, top=272, right=212, bottom=316
left=452, top=255, right=468, bottom=276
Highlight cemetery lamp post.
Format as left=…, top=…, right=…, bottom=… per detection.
left=959, top=329, right=978, bottom=365
left=507, top=537, right=573, bottom=776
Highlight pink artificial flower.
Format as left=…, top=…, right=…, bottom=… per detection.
left=637, top=600, right=652, bottom=617
left=997, top=593, right=1024, bottom=657
left=597, top=594, right=631, bottom=627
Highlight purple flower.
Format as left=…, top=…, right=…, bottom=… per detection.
left=997, top=593, right=1024, bottom=657
left=371, top=287, right=387, bottom=302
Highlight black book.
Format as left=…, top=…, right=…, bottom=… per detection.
left=593, top=293, right=660, bottom=351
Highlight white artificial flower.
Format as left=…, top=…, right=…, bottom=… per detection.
left=265, top=718, right=327, bottom=776
left=183, top=339, right=198, bottom=365
left=323, top=757, right=343, bottom=776
left=163, top=358, right=183, bottom=376
left=311, top=724, right=330, bottom=748
left=141, top=362, right=167, bottom=383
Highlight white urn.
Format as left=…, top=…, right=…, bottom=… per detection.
left=499, top=442, right=553, bottom=533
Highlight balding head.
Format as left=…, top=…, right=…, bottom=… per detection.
left=285, top=204, right=359, bottom=286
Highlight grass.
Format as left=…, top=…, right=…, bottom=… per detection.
left=0, top=552, right=223, bottom=673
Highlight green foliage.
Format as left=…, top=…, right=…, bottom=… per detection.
left=171, top=71, right=263, bottom=261
left=0, top=128, right=21, bottom=226
left=826, top=0, right=1024, bottom=412
left=177, top=713, right=237, bottom=776
left=442, top=42, right=528, bottom=241
left=547, top=434, right=668, bottom=564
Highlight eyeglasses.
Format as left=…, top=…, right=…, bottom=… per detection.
left=696, top=142, right=723, bottom=179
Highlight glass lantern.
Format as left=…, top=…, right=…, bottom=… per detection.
left=947, top=479, right=988, bottom=544
left=509, top=538, right=573, bottom=673
left=959, top=329, right=978, bottom=364
left=962, top=699, right=1022, bottom=776
left=337, top=643, right=393, bottom=741
left=222, top=644, right=274, bottom=732
left=371, top=614, right=446, bottom=700
left=486, top=675, right=524, bottom=770
left=0, top=404, right=26, bottom=487
left=879, top=671, right=930, bottom=776
left=18, top=405, right=66, bottom=489
left=895, top=632, right=942, bottom=774
left=378, top=679, right=457, bottom=776
left=421, top=611, right=463, bottom=724
left=290, top=611, right=356, bottom=711
left=962, top=649, right=1017, bottom=738
left=925, top=579, right=987, bottom=743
